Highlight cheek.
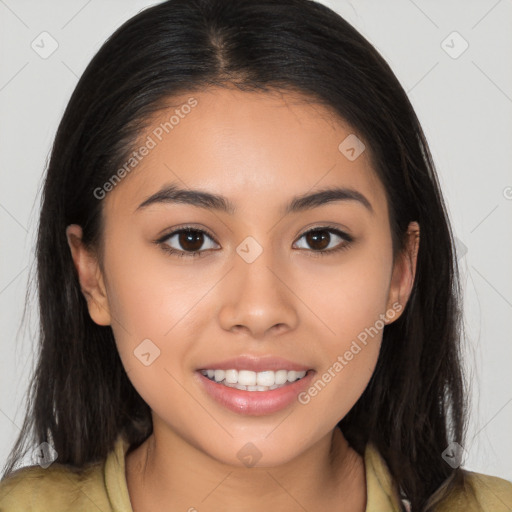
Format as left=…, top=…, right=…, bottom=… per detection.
left=295, top=234, right=393, bottom=347
left=295, top=275, right=386, bottom=428
left=101, top=232, right=233, bottom=410
left=296, top=338, right=381, bottom=432
left=291, top=238, right=392, bottom=418
left=100, top=235, right=196, bottom=379
left=103, top=257, right=196, bottom=422
left=104, top=228, right=207, bottom=334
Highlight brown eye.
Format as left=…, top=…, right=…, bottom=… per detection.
left=160, top=228, right=219, bottom=257
left=176, top=230, right=205, bottom=252
left=304, top=229, right=331, bottom=251
left=294, top=226, right=353, bottom=255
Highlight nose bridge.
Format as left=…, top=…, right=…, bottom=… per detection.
left=218, top=234, right=298, bottom=337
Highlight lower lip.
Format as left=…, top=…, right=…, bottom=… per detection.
left=196, top=370, right=316, bottom=416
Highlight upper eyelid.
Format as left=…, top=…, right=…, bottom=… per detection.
left=159, top=226, right=219, bottom=245
left=159, top=225, right=351, bottom=246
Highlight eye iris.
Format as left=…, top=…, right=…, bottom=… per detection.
left=306, top=229, right=330, bottom=251
left=179, top=230, right=204, bottom=251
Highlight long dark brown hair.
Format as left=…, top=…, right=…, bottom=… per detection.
left=2, top=0, right=471, bottom=509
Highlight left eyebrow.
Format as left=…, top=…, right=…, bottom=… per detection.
left=285, top=186, right=374, bottom=216
left=135, top=183, right=374, bottom=216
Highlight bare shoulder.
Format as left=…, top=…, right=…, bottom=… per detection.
left=0, top=461, right=110, bottom=512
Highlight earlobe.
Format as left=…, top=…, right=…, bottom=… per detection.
left=65, top=224, right=111, bottom=326
left=385, top=221, right=420, bottom=324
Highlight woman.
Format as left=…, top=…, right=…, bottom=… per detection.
left=1, top=0, right=511, bottom=510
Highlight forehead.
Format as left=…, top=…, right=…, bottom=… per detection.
left=104, top=87, right=387, bottom=218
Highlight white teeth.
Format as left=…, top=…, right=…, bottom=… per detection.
left=287, top=370, right=298, bottom=382
left=275, top=369, right=288, bottom=385
left=225, top=369, right=238, bottom=384
left=200, top=368, right=307, bottom=391
left=214, top=369, right=225, bottom=382
left=238, top=370, right=257, bottom=386
left=256, top=371, right=275, bottom=387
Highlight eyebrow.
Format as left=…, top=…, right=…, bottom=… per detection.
left=135, top=183, right=374, bottom=216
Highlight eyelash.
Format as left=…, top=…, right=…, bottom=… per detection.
left=155, top=225, right=354, bottom=259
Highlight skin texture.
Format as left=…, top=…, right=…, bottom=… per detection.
left=66, top=87, right=419, bottom=511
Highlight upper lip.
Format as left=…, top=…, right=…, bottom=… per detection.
left=197, top=355, right=312, bottom=373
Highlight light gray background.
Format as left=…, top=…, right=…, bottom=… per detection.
left=1, top=0, right=511, bottom=481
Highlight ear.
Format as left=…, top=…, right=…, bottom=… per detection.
left=385, top=221, right=420, bottom=324
left=65, top=224, right=111, bottom=326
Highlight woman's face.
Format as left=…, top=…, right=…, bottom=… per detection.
left=68, top=87, right=418, bottom=467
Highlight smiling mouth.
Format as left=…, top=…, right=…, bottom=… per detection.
left=198, top=368, right=311, bottom=392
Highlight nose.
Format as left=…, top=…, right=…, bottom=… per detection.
left=217, top=244, right=299, bottom=340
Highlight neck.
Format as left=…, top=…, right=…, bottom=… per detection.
left=126, top=423, right=366, bottom=512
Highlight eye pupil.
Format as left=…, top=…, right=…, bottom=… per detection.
left=306, top=229, right=330, bottom=251
left=180, top=229, right=204, bottom=251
